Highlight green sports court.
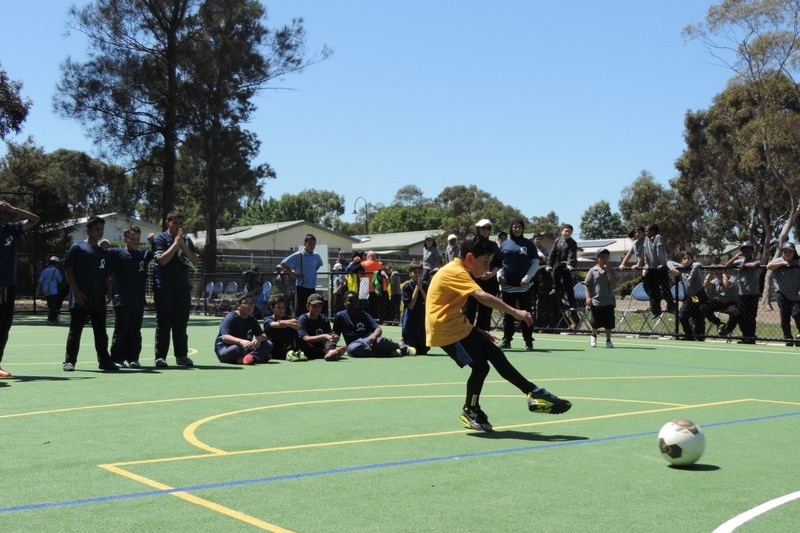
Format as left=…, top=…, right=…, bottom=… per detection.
left=2, top=316, right=799, bottom=532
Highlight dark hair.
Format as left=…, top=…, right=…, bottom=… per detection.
left=166, top=210, right=184, bottom=222
left=408, top=260, right=423, bottom=273
left=86, top=216, right=105, bottom=229
left=304, top=233, right=316, bottom=243
left=460, top=233, right=499, bottom=259
left=344, top=290, right=358, bottom=300
left=533, top=233, right=543, bottom=239
left=269, top=294, right=290, bottom=309
left=646, top=223, right=659, bottom=234
left=123, top=225, right=141, bottom=237
left=497, top=231, right=507, bottom=239
left=561, top=223, right=573, bottom=232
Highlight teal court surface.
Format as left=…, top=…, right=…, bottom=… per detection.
left=2, top=315, right=799, bottom=532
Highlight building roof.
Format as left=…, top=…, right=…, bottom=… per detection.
left=190, top=220, right=360, bottom=249
left=354, top=230, right=444, bottom=253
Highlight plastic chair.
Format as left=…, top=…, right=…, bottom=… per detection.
left=617, top=282, right=654, bottom=334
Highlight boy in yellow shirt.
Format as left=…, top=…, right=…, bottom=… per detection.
left=426, top=234, right=572, bottom=431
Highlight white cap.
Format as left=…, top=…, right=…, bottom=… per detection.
left=448, top=234, right=457, bottom=241
left=475, top=219, right=492, bottom=228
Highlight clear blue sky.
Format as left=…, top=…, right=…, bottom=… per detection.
left=0, top=1, right=731, bottom=237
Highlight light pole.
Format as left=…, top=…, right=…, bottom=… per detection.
left=352, top=196, right=369, bottom=235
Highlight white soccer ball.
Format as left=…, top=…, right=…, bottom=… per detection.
left=657, top=419, right=706, bottom=466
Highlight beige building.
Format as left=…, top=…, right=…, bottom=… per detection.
left=62, top=213, right=162, bottom=244
left=189, top=220, right=360, bottom=253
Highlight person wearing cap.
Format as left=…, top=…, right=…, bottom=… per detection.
left=214, top=292, right=272, bottom=365
left=0, top=200, right=39, bottom=378
left=37, top=256, right=64, bottom=325
left=721, top=241, right=762, bottom=343
left=333, top=290, right=415, bottom=357
left=62, top=215, right=117, bottom=372
left=278, top=233, right=324, bottom=318
left=497, top=218, right=538, bottom=351
left=444, top=234, right=460, bottom=264
left=584, top=248, right=619, bottom=348
left=767, top=241, right=800, bottom=346
left=464, top=219, right=501, bottom=333
left=298, top=292, right=346, bottom=361
left=669, top=251, right=708, bottom=341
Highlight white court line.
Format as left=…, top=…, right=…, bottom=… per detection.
left=713, top=490, right=800, bottom=532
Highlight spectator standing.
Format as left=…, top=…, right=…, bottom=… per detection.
left=37, top=256, right=64, bottom=325
left=106, top=226, right=154, bottom=368
left=463, top=219, right=501, bottom=332
left=389, top=266, right=402, bottom=322
left=721, top=241, right=762, bottom=344
left=401, top=261, right=429, bottom=355
left=0, top=201, right=39, bottom=378
left=444, top=234, right=460, bottom=263
left=584, top=248, right=619, bottom=348
left=421, top=234, right=443, bottom=281
left=638, top=223, right=675, bottom=316
left=360, top=250, right=384, bottom=320
left=62, top=216, right=116, bottom=372
left=152, top=210, right=200, bottom=368
left=767, top=242, right=800, bottom=346
left=498, top=218, right=538, bottom=351
left=278, top=233, right=323, bottom=318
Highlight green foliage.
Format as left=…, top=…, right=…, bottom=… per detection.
left=580, top=200, right=626, bottom=239
left=239, top=194, right=317, bottom=225
left=528, top=211, right=562, bottom=239
left=0, top=64, right=31, bottom=139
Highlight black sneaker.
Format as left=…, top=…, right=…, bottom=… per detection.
left=460, top=406, right=493, bottom=431
left=527, top=388, right=572, bottom=415
left=499, top=340, right=512, bottom=350
left=525, top=343, right=534, bottom=351
left=98, top=362, right=120, bottom=372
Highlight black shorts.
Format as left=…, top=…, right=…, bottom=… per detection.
left=441, top=328, right=500, bottom=368
left=589, top=305, right=615, bottom=330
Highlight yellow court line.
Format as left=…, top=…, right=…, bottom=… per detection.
left=3, top=374, right=797, bottom=419
left=183, top=394, right=692, bottom=454
left=99, top=464, right=295, bottom=533
left=112, top=397, right=777, bottom=468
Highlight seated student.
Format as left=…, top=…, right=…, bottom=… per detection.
left=214, top=293, right=272, bottom=365
left=298, top=293, right=347, bottom=361
left=669, top=251, right=708, bottom=341
left=401, top=261, right=429, bottom=355
left=701, top=265, right=739, bottom=332
left=264, top=295, right=303, bottom=361
left=333, top=290, right=415, bottom=357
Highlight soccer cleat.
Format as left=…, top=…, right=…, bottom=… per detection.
left=0, top=366, right=11, bottom=378
left=242, top=354, right=255, bottom=365
left=286, top=350, right=302, bottom=362
left=154, top=358, right=168, bottom=368
left=499, top=340, right=512, bottom=350
left=606, top=340, right=614, bottom=348
left=63, top=362, right=75, bottom=372
left=589, top=336, right=597, bottom=347
left=176, top=356, right=194, bottom=367
left=460, top=406, right=493, bottom=431
left=527, top=388, right=572, bottom=415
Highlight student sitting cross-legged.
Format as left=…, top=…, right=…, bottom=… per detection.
left=333, top=290, right=415, bottom=357
left=214, top=293, right=272, bottom=365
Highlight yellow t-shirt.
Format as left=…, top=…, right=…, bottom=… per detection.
left=425, top=258, right=479, bottom=346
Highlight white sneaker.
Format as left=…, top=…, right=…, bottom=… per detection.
left=589, top=336, right=597, bottom=347
left=63, top=362, right=75, bottom=372
left=606, top=340, right=614, bottom=348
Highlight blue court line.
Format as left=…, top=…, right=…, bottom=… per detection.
left=3, top=410, right=799, bottom=515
